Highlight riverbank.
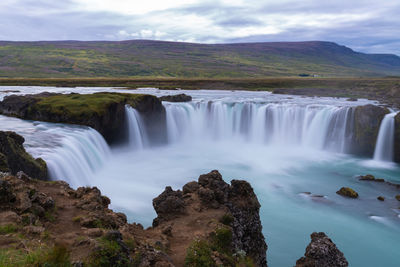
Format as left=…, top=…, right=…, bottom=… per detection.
left=0, top=77, right=399, bottom=106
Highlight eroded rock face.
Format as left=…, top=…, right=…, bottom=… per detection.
left=159, top=94, right=192, bottom=102
left=296, top=232, right=348, bottom=267
left=394, top=113, right=400, bottom=163
left=352, top=104, right=389, bottom=156
left=152, top=170, right=268, bottom=267
left=0, top=131, right=47, bottom=179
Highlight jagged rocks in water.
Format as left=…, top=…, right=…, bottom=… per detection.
left=336, top=187, right=359, bottom=198
left=159, top=94, right=192, bottom=102
left=0, top=131, right=47, bottom=179
left=296, top=232, right=348, bottom=267
left=152, top=170, right=268, bottom=267
left=352, top=104, right=389, bottom=157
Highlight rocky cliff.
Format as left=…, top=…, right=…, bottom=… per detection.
left=394, top=113, right=400, bottom=162
left=351, top=104, right=389, bottom=157
left=0, top=92, right=166, bottom=144
left=296, top=232, right=348, bottom=267
left=0, top=131, right=47, bottom=179
left=0, top=170, right=268, bottom=266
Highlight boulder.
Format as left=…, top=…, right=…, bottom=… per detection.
left=159, top=94, right=192, bottom=102
left=352, top=104, right=389, bottom=157
left=0, top=131, right=47, bottom=180
left=336, top=187, right=359, bottom=198
left=296, top=232, right=348, bottom=267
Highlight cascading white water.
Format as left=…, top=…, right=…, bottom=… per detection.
left=125, top=105, right=147, bottom=149
left=163, top=101, right=354, bottom=153
left=42, top=128, right=110, bottom=188
left=373, top=112, right=397, bottom=162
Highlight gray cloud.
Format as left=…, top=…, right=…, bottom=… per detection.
left=0, top=0, right=399, bottom=55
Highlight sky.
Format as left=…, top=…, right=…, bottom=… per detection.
left=0, top=0, right=399, bottom=55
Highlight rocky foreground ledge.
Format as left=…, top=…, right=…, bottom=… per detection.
left=0, top=92, right=165, bottom=143
left=0, top=170, right=349, bottom=266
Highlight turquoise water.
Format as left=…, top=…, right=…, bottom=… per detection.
left=91, top=142, right=400, bottom=267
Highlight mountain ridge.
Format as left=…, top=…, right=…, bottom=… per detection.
left=0, top=40, right=399, bottom=78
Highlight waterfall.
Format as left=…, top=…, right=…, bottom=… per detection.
left=373, top=112, right=397, bottom=162
left=163, top=101, right=354, bottom=153
left=125, top=105, right=148, bottom=149
left=42, top=127, right=110, bottom=188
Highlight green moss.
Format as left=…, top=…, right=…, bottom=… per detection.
left=72, top=216, right=82, bottom=223
left=0, top=153, right=10, bottom=172
left=212, top=227, right=233, bottom=252
left=30, top=92, right=146, bottom=119
left=86, top=237, right=130, bottom=267
left=219, top=214, right=234, bottom=226
left=0, top=245, right=71, bottom=267
left=185, top=226, right=236, bottom=267
left=0, top=224, right=18, bottom=235
left=185, top=239, right=215, bottom=267
left=336, top=187, right=359, bottom=198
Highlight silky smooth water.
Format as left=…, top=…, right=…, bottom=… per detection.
left=0, top=87, right=399, bottom=267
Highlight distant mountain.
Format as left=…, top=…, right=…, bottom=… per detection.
left=0, top=40, right=399, bottom=78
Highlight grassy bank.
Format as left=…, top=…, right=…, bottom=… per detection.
left=1, top=77, right=400, bottom=106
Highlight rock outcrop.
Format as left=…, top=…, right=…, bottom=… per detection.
left=159, top=94, right=192, bottom=102
left=152, top=170, right=268, bottom=267
left=0, top=170, right=267, bottom=266
left=0, top=92, right=166, bottom=144
left=296, top=232, right=348, bottom=267
left=336, top=187, right=359, bottom=198
left=0, top=131, right=47, bottom=179
left=352, top=104, right=389, bottom=156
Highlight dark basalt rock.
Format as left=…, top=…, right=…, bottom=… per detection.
left=359, top=174, right=385, bottom=182
left=0, top=131, right=47, bottom=180
left=296, top=232, right=348, bottom=267
left=152, top=186, right=186, bottom=227
left=159, top=94, right=192, bottom=102
left=152, top=170, right=268, bottom=267
left=351, top=104, right=389, bottom=157
left=394, top=113, right=400, bottom=163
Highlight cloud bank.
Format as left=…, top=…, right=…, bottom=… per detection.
left=0, top=0, right=399, bottom=54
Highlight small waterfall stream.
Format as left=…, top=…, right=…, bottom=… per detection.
left=125, top=105, right=148, bottom=149
left=373, top=112, right=397, bottom=162
left=43, top=128, right=110, bottom=188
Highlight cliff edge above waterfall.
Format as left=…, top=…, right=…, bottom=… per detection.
left=0, top=92, right=165, bottom=143
left=0, top=170, right=270, bottom=266
left=0, top=131, right=47, bottom=180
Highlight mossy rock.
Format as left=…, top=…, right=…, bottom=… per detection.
left=395, top=195, right=400, bottom=201
left=336, top=187, right=359, bottom=198
left=0, top=131, right=47, bottom=179
left=0, top=152, right=10, bottom=172
left=0, top=92, right=166, bottom=143
left=377, top=196, right=385, bottom=201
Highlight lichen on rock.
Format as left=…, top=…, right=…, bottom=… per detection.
left=296, top=232, right=348, bottom=267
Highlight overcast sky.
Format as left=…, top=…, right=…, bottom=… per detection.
left=0, top=0, right=399, bottom=54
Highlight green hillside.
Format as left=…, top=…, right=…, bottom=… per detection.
left=0, top=40, right=399, bottom=78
